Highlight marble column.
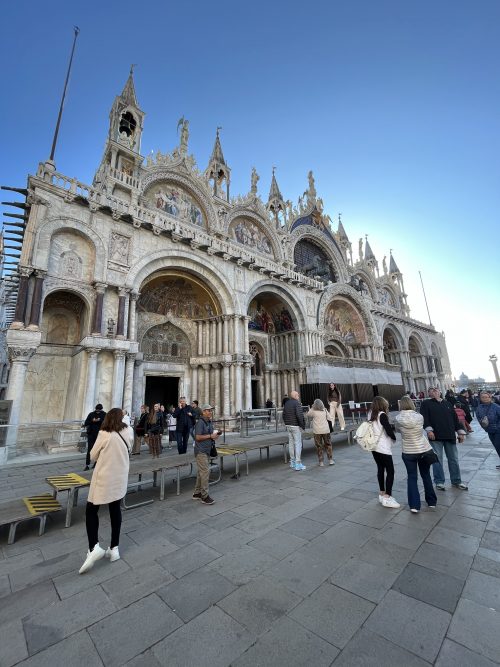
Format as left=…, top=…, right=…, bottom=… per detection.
left=111, top=350, right=126, bottom=407
left=92, top=283, right=107, bottom=335
left=244, top=362, right=252, bottom=409
left=196, top=321, right=203, bottom=356
left=216, top=319, right=223, bottom=355
left=233, top=315, right=241, bottom=355
left=132, top=358, right=144, bottom=415
left=230, top=363, right=236, bottom=414
left=264, top=370, right=270, bottom=402
left=5, top=346, right=37, bottom=453
left=210, top=320, right=216, bottom=356
left=202, top=363, right=210, bottom=403
left=128, top=292, right=139, bottom=341
left=116, top=288, right=129, bottom=338
left=83, top=348, right=99, bottom=416
left=213, top=363, right=221, bottom=415
left=11, top=267, right=31, bottom=328
left=27, top=270, right=46, bottom=329
left=191, top=365, right=199, bottom=400
left=243, top=316, right=250, bottom=357
left=222, top=316, right=229, bottom=354
left=234, top=362, right=243, bottom=413
left=123, top=353, right=136, bottom=413
left=204, top=322, right=210, bottom=356
left=271, top=371, right=277, bottom=406
left=222, top=362, right=230, bottom=416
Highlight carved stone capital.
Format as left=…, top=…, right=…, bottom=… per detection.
left=93, top=282, right=107, bottom=294
left=18, top=266, right=32, bottom=278
left=113, top=350, right=126, bottom=360
left=118, top=287, right=130, bottom=298
left=8, top=347, right=37, bottom=363
left=126, top=352, right=137, bottom=362
left=86, top=347, right=100, bottom=358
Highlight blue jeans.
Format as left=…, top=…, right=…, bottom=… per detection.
left=286, top=425, right=303, bottom=462
left=431, top=440, right=462, bottom=485
left=488, top=431, right=500, bottom=459
left=402, top=453, right=437, bottom=510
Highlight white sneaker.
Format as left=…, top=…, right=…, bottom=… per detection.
left=329, top=459, right=335, bottom=465
left=382, top=496, right=401, bottom=509
left=410, top=508, right=420, bottom=514
left=378, top=494, right=384, bottom=504
left=319, top=461, right=324, bottom=467
left=79, top=543, right=105, bottom=574
left=105, top=546, right=120, bottom=562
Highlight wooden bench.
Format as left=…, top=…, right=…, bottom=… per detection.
left=0, top=494, right=62, bottom=544
left=209, top=446, right=249, bottom=483
left=45, top=473, right=91, bottom=528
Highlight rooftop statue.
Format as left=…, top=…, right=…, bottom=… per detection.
left=382, top=255, right=388, bottom=274
left=177, top=117, right=189, bottom=156
left=251, top=167, right=259, bottom=194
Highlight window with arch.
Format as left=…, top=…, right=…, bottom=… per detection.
left=294, top=239, right=337, bottom=283
left=119, top=111, right=137, bottom=137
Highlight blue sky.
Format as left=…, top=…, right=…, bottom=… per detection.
left=1, top=0, right=499, bottom=381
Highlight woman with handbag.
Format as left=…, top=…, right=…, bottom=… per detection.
left=79, top=408, right=134, bottom=573
left=368, top=396, right=400, bottom=508
left=395, top=396, right=437, bottom=513
left=327, top=382, right=346, bottom=431
left=476, top=391, right=500, bottom=468
left=306, top=399, right=335, bottom=466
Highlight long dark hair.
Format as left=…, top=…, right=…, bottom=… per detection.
left=328, top=383, right=340, bottom=401
left=369, top=396, right=389, bottom=422
left=101, top=407, right=127, bottom=432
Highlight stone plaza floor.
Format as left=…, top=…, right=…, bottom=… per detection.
left=0, top=423, right=499, bottom=666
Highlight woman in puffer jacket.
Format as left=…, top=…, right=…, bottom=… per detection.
left=395, top=396, right=437, bottom=513
left=476, top=391, right=500, bottom=468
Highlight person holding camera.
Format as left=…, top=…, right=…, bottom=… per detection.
left=193, top=403, right=219, bottom=505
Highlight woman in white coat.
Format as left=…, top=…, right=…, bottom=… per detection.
left=79, top=408, right=134, bottom=574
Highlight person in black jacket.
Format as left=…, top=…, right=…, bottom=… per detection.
left=421, top=387, right=467, bottom=490
left=146, top=403, right=164, bottom=458
left=173, top=397, right=194, bottom=455
left=84, top=404, right=106, bottom=470
left=283, top=390, right=306, bottom=470
left=132, top=405, right=149, bottom=455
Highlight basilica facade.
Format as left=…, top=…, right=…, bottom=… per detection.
left=3, top=71, right=452, bottom=455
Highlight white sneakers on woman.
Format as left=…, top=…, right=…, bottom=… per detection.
left=105, top=546, right=120, bottom=562
left=79, top=543, right=105, bottom=574
left=79, top=544, right=121, bottom=574
left=380, top=495, right=401, bottom=509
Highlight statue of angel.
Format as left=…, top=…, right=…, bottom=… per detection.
left=177, top=117, right=189, bottom=155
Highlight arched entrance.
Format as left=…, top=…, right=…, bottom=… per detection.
left=22, top=290, right=90, bottom=422
left=136, top=271, right=221, bottom=410
left=323, top=297, right=370, bottom=359
left=247, top=290, right=301, bottom=406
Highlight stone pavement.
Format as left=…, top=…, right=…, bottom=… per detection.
left=1, top=422, right=500, bottom=666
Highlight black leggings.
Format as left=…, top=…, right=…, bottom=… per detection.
left=372, top=451, right=394, bottom=496
left=85, top=500, right=122, bottom=551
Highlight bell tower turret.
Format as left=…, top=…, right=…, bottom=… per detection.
left=94, top=66, right=145, bottom=197
left=205, top=127, right=231, bottom=201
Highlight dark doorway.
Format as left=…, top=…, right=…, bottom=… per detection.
left=145, top=376, right=179, bottom=410
left=251, top=380, right=259, bottom=409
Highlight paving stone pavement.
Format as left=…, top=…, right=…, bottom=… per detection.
left=1, top=422, right=500, bottom=666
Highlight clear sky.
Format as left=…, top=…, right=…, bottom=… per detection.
left=1, top=0, right=499, bottom=381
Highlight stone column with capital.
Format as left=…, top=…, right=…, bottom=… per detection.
left=222, top=316, right=230, bottom=354
left=213, top=363, right=221, bottom=415
left=202, top=364, right=210, bottom=403
left=233, top=316, right=241, bottom=355
left=222, top=362, right=231, bottom=416
left=27, top=270, right=46, bottom=330
left=11, top=267, right=32, bottom=329
left=234, top=362, right=243, bottom=413
left=128, top=292, right=139, bottom=341
left=123, top=353, right=136, bottom=413
left=111, top=350, right=126, bottom=406
left=243, top=316, right=250, bottom=357
left=191, top=365, right=199, bottom=400
left=5, top=345, right=38, bottom=455
left=116, top=288, right=129, bottom=338
left=132, top=357, right=144, bottom=416
left=92, top=283, right=107, bottom=335
left=83, top=348, right=100, bottom=417
left=244, top=362, right=252, bottom=409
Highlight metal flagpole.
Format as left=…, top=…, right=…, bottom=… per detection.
left=418, top=270, right=433, bottom=326
left=49, top=26, right=80, bottom=162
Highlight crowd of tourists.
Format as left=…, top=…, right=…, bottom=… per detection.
left=78, top=384, right=500, bottom=575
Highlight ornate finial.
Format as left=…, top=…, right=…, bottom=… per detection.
left=216, top=126, right=222, bottom=137
left=365, top=234, right=368, bottom=241
left=338, top=213, right=342, bottom=223
left=130, top=64, right=137, bottom=75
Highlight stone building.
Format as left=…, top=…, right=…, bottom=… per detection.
left=2, top=71, right=452, bottom=454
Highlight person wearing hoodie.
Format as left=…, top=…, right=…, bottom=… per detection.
left=476, top=391, right=500, bottom=468
left=395, top=396, right=437, bottom=513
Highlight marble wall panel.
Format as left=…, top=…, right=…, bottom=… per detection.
left=64, top=350, right=87, bottom=420
left=22, top=353, right=72, bottom=422
left=47, top=230, right=95, bottom=282
left=95, top=351, right=114, bottom=410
